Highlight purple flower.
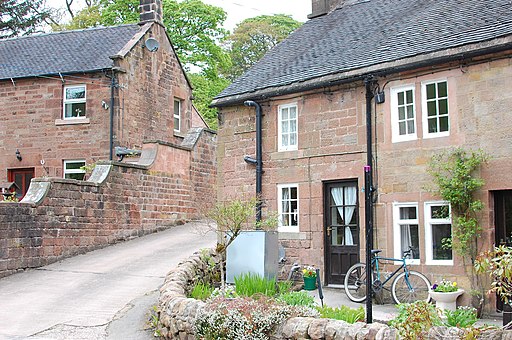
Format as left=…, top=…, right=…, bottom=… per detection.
left=432, top=284, right=438, bottom=290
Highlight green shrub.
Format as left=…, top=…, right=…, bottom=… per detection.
left=316, top=305, right=365, bottom=323
left=234, top=272, right=277, bottom=297
left=188, top=282, right=213, bottom=301
left=195, top=296, right=318, bottom=339
left=277, top=280, right=293, bottom=294
left=277, top=291, right=315, bottom=307
left=390, top=301, right=442, bottom=339
left=444, top=306, right=478, bottom=328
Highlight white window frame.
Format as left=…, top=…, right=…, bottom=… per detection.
left=421, top=80, right=449, bottom=139
left=390, top=85, right=417, bottom=143
left=393, top=202, right=420, bottom=265
left=63, top=160, right=86, bottom=180
left=424, top=201, right=453, bottom=265
left=63, top=85, right=86, bottom=119
left=278, top=103, right=298, bottom=152
left=277, top=184, right=299, bottom=232
left=173, top=98, right=181, bottom=133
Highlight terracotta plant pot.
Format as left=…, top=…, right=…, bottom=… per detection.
left=303, top=276, right=317, bottom=290
left=429, top=289, right=464, bottom=312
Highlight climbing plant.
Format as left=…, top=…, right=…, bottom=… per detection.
left=427, top=148, right=489, bottom=288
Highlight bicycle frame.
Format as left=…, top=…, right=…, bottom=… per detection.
left=372, top=255, right=412, bottom=290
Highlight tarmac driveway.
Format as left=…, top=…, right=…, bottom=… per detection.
left=0, top=221, right=216, bottom=339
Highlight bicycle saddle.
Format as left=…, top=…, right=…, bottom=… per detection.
left=371, top=249, right=382, bottom=255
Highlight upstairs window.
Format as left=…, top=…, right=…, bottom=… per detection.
left=422, top=80, right=449, bottom=138
left=278, top=104, right=298, bottom=151
left=64, top=160, right=86, bottom=180
left=278, top=184, right=298, bottom=232
left=174, top=99, right=182, bottom=133
left=391, top=86, right=416, bottom=142
left=63, top=85, right=86, bottom=119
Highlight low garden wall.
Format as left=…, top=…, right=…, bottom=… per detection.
left=158, top=249, right=512, bottom=339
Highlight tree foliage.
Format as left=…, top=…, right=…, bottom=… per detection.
left=188, top=74, right=228, bottom=129
left=0, top=0, right=51, bottom=39
left=222, top=14, right=302, bottom=80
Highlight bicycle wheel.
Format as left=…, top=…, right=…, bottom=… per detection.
left=344, top=263, right=368, bottom=302
left=391, top=271, right=431, bottom=304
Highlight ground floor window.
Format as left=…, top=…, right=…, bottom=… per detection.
left=393, top=203, right=420, bottom=264
left=278, top=184, right=298, bottom=232
left=63, top=160, right=86, bottom=180
left=425, top=201, right=453, bottom=265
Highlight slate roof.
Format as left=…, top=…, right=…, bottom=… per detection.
left=0, top=24, right=141, bottom=80
left=214, top=0, right=512, bottom=105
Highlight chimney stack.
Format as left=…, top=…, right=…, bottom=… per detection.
left=308, top=0, right=344, bottom=19
left=139, top=0, right=163, bottom=25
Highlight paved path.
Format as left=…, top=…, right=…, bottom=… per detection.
left=0, top=222, right=216, bottom=339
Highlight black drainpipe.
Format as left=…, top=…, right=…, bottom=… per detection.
left=364, top=76, right=375, bottom=323
left=109, top=72, right=117, bottom=161
left=243, top=100, right=263, bottom=223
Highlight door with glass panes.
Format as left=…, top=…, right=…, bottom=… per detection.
left=324, top=181, right=359, bottom=285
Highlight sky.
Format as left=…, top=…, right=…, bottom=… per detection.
left=45, top=0, right=312, bottom=30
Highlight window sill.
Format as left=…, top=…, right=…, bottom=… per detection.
left=174, top=131, right=185, bottom=138
left=55, top=118, right=90, bottom=126
left=278, top=231, right=306, bottom=240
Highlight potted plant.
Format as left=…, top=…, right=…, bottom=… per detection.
left=475, top=245, right=512, bottom=326
left=429, top=279, right=464, bottom=312
left=302, top=266, right=317, bottom=291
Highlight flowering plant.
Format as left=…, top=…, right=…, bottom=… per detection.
left=302, top=266, right=317, bottom=278
left=431, top=279, right=458, bottom=292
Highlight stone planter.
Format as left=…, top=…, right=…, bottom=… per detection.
left=429, top=289, right=464, bottom=312
left=226, top=230, right=278, bottom=283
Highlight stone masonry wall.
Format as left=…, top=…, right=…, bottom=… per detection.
left=0, top=130, right=216, bottom=278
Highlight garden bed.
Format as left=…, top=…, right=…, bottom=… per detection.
left=156, top=248, right=512, bottom=339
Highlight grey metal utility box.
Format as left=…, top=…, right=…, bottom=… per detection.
left=226, top=230, right=278, bottom=283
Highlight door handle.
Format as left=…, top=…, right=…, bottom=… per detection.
left=327, top=227, right=332, bottom=236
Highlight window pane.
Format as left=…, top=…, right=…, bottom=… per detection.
left=432, top=223, right=452, bottom=260
left=66, top=87, right=85, bottom=100
left=400, top=206, right=417, bottom=219
left=439, top=99, right=448, bottom=115
left=289, top=106, right=297, bottom=119
left=439, top=116, right=449, bottom=132
left=174, top=100, right=180, bottom=115
left=174, top=117, right=180, bottom=130
left=431, top=205, right=449, bottom=219
left=399, top=122, right=406, bottom=135
left=398, top=92, right=404, bottom=105
left=290, top=132, right=297, bottom=146
left=65, top=103, right=86, bottom=118
left=332, top=207, right=343, bottom=225
left=65, top=173, right=85, bottom=180
left=290, top=187, right=297, bottom=199
left=438, top=81, right=447, bottom=97
left=65, top=161, right=85, bottom=170
left=282, top=134, right=288, bottom=147
left=406, top=105, right=414, bottom=119
left=427, top=101, right=437, bottom=116
left=282, top=121, right=289, bottom=133
left=426, top=84, right=436, bottom=99
left=406, top=90, right=413, bottom=104
left=407, top=120, right=415, bottom=134
left=400, top=224, right=420, bottom=259
left=290, top=120, right=297, bottom=132
left=428, top=118, right=438, bottom=133
left=398, top=107, right=405, bottom=120
left=281, top=108, right=288, bottom=120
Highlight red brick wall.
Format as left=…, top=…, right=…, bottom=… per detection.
left=0, top=134, right=216, bottom=278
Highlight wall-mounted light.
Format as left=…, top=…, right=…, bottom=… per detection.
left=15, top=149, right=22, bottom=161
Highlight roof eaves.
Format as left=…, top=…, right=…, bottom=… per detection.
left=211, top=35, right=512, bottom=107
left=0, top=68, right=111, bottom=82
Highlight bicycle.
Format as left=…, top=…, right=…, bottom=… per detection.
left=344, top=248, right=431, bottom=304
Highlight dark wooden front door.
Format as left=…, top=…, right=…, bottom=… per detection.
left=324, top=181, right=359, bottom=285
left=8, top=168, right=34, bottom=199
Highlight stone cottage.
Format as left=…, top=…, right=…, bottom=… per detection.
left=211, top=0, right=512, bottom=307
left=0, top=0, right=208, bottom=199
